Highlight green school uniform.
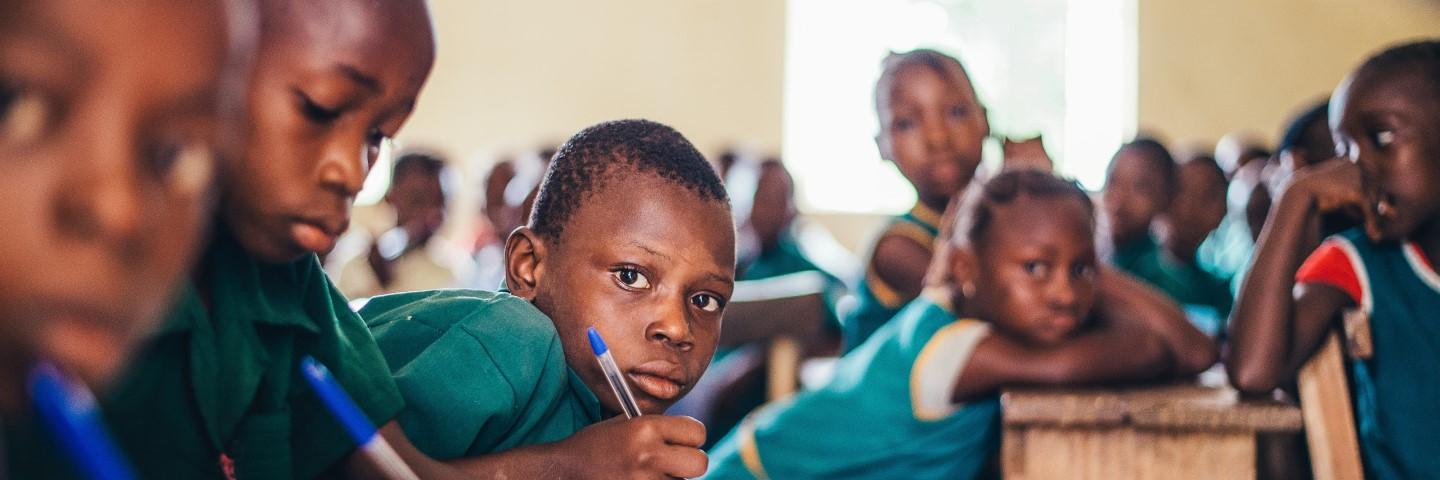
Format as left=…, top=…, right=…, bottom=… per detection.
left=8, top=228, right=404, bottom=479
left=363, top=289, right=602, bottom=460
left=843, top=203, right=941, bottom=353
left=1110, top=234, right=1232, bottom=335
left=1306, top=229, right=1440, bottom=478
left=705, top=291, right=999, bottom=479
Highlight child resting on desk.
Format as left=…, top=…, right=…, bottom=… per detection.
left=704, top=169, right=1215, bottom=479
left=1228, top=39, right=1440, bottom=478
left=364, top=119, right=734, bottom=479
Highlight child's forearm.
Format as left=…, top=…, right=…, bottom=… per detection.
left=447, top=442, right=578, bottom=479
left=1226, top=191, right=1321, bottom=393
left=954, top=325, right=1174, bottom=401
left=1095, top=269, right=1217, bottom=375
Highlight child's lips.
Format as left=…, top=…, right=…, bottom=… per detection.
left=627, top=361, right=688, bottom=401
left=290, top=219, right=341, bottom=253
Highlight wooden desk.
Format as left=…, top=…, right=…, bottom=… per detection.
left=1001, top=382, right=1303, bottom=479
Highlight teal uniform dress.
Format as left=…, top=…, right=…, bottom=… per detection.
left=8, top=228, right=404, bottom=479
left=843, top=203, right=942, bottom=353
left=363, top=289, right=602, bottom=460
left=1296, top=229, right=1440, bottom=478
left=706, top=290, right=999, bottom=479
left=1110, top=234, right=1232, bottom=336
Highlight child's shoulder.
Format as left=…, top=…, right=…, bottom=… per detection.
left=362, top=289, right=561, bottom=368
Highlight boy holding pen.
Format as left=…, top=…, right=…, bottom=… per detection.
left=363, top=119, right=734, bottom=478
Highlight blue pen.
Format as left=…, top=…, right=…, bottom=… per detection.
left=27, top=361, right=135, bottom=480
left=587, top=327, right=643, bottom=418
left=299, top=356, right=418, bottom=480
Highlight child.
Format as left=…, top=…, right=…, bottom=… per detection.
left=0, top=0, right=250, bottom=417
left=705, top=170, right=1215, bottom=479
left=364, top=119, right=731, bottom=479
left=845, top=48, right=990, bottom=351
left=1154, top=154, right=1234, bottom=335
left=12, top=0, right=463, bottom=478
left=332, top=151, right=468, bottom=298
left=1228, top=40, right=1440, bottom=478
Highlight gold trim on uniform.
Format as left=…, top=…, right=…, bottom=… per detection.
left=909, top=202, right=943, bottom=230
left=737, top=415, right=770, bottom=480
left=910, top=319, right=991, bottom=421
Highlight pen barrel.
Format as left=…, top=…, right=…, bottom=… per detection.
left=597, top=351, right=643, bottom=418
left=360, top=437, right=421, bottom=480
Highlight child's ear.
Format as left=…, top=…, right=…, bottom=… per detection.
left=949, top=245, right=979, bottom=297
left=874, top=132, right=894, bottom=164
left=504, top=227, right=546, bottom=300
left=978, top=105, right=992, bottom=139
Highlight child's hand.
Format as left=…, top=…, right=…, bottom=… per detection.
left=1285, top=159, right=1381, bottom=240
left=563, top=415, right=708, bottom=479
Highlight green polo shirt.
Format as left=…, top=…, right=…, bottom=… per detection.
left=363, top=289, right=603, bottom=460
left=7, top=229, right=404, bottom=479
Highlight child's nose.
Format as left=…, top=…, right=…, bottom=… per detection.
left=56, top=126, right=144, bottom=250
left=1046, top=275, right=1080, bottom=309
left=646, top=303, right=695, bottom=353
left=316, top=139, right=371, bottom=198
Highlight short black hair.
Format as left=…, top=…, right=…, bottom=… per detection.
left=529, top=119, right=729, bottom=243
left=874, top=48, right=977, bottom=119
left=1355, top=40, right=1440, bottom=93
left=951, top=169, right=1095, bottom=247
left=1111, top=137, right=1179, bottom=193
left=391, top=151, right=447, bottom=186
left=1277, top=100, right=1330, bottom=155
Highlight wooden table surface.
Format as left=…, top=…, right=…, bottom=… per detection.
left=1001, top=377, right=1303, bottom=479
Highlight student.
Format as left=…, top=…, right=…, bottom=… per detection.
left=704, top=170, right=1215, bottom=479
left=365, top=119, right=730, bottom=479
left=11, top=0, right=466, bottom=478
left=1228, top=40, right=1440, bottom=478
left=1101, top=138, right=1177, bottom=280
left=332, top=151, right=468, bottom=298
left=0, top=0, right=251, bottom=416
left=1154, top=154, right=1234, bottom=335
left=1276, top=100, right=1336, bottom=179
left=844, top=48, right=990, bottom=351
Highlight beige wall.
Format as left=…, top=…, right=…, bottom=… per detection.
left=398, top=0, right=787, bottom=163
left=1137, top=0, right=1440, bottom=148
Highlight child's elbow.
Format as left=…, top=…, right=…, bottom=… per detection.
left=1175, top=340, right=1220, bottom=377
left=1226, top=361, right=1282, bottom=395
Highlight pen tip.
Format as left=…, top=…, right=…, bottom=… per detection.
left=586, top=327, right=607, bottom=355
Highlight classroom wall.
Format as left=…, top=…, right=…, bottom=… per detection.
left=1136, top=0, right=1440, bottom=148
left=398, top=0, right=787, bottom=163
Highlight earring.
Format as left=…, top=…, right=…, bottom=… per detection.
left=961, top=282, right=975, bottom=298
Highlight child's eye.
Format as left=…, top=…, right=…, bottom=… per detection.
left=0, top=83, right=51, bottom=147
left=612, top=267, right=651, bottom=289
left=1023, top=261, right=1049, bottom=278
left=1071, top=263, right=1096, bottom=280
left=364, top=129, right=388, bottom=168
left=1373, top=130, right=1396, bottom=148
left=147, top=139, right=215, bottom=196
left=691, top=293, right=724, bottom=313
left=893, top=118, right=915, bottom=132
left=296, top=92, right=341, bottom=125
left=949, top=104, right=969, bottom=118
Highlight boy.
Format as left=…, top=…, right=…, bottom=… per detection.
left=366, top=119, right=732, bottom=479
left=1101, top=139, right=1177, bottom=284
left=0, top=0, right=251, bottom=417
left=332, top=151, right=467, bottom=298
left=705, top=170, right=1214, bottom=479
left=1228, top=40, right=1440, bottom=478
left=845, top=48, right=990, bottom=351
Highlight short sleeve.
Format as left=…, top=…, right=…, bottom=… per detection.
left=1296, top=238, right=1365, bottom=306
left=910, top=320, right=990, bottom=421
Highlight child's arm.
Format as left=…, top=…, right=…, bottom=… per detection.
left=951, top=268, right=1214, bottom=403
left=1227, top=160, right=1364, bottom=394
left=952, top=320, right=1173, bottom=402
left=872, top=234, right=932, bottom=302
left=347, top=417, right=709, bottom=479
left=1093, top=268, right=1218, bottom=375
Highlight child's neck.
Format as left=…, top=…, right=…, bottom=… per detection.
left=1414, top=221, right=1440, bottom=267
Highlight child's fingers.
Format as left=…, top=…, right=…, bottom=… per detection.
left=645, top=415, right=707, bottom=448
left=649, top=445, right=708, bottom=479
